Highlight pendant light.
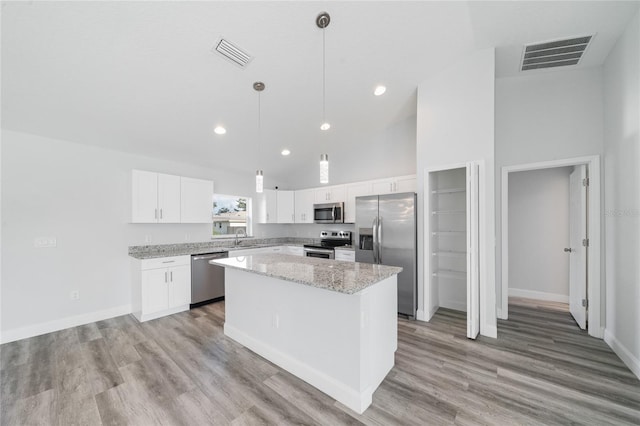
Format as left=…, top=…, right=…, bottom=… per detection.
left=317, top=12, right=331, bottom=184
left=254, top=81, right=265, bottom=193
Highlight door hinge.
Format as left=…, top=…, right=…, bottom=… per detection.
left=583, top=178, right=590, bottom=187
left=582, top=299, right=588, bottom=308
left=582, top=238, right=589, bottom=247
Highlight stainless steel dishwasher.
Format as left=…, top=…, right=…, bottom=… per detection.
left=190, top=251, right=228, bottom=308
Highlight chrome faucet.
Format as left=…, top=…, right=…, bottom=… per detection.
left=235, top=228, right=247, bottom=246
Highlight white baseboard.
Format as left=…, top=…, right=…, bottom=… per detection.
left=0, top=304, right=132, bottom=344
left=439, top=300, right=467, bottom=312
left=416, top=309, right=426, bottom=321
left=481, top=323, right=498, bottom=339
left=604, top=329, right=640, bottom=380
left=508, top=288, right=569, bottom=304
left=224, top=323, right=372, bottom=414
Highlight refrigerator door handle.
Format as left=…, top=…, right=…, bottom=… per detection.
left=372, top=216, right=378, bottom=263
left=377, top=217, right=383, bottom=264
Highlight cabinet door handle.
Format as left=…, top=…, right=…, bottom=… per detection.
left=160, top=209, right=163, bottom=219
left=155, top=209, right=158, bottom=219
left=390, top=183, right=393, bottom=192
left=170, top=271, right=173, bottom=282
left=164, top=271, right=168, bottom=282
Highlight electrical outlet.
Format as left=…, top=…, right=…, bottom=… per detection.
left=34, top=237, right=56, bottom=248
left=70, top=291, right=80, bottom=301
left=272, top=313, right=280, bottom=329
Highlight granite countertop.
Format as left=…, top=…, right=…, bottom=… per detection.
left=211, top=253, right=402, bottom=295
left=128, top=238, right=315, bottom=259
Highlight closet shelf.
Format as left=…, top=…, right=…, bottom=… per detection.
left=432, top=251, right=467, bottom=258
left=431, top=188, right=465, bottom=194
left=432, top=269, right=467, bottom=279
left=432, top=230, right=466, bottom=236
left=431, top=210, right=465, bottom=215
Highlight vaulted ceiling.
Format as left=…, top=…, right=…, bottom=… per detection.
left=2, top=1, right=637, bottom=187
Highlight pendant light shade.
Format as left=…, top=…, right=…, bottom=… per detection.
left=319, top=154, right=329, bottom=184
left=255, top=169, right=263, bottom=193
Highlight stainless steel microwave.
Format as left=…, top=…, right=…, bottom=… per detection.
left=313, top=202, right=344, bottom=224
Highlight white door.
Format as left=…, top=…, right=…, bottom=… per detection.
left=180, top=177, right=214, bottom=223
left=276, top=191, right=295, bottom=223
left=168, top=265, right=191, bottom=308
left=345, top=182, right=373, bottom=223
left=158, top=173, right=181, bottom=223
left=466, top=163, right=480, bottom=339
left=131, top=170, right=158, bottom=223
left=569, top=165, right=588, bottom=329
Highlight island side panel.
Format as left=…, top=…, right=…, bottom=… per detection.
left=360, top=274, right=397, bottom=408
left=223, top=268, right=395, bottom=414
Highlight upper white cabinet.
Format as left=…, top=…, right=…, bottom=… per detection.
left=257, top=189, right=278, bottom=224
left=181, top=177, right=214, bottom=223
left=131, top=170, right=213, bottom=224
left=372, top=175, right=417, bottom=195
left=132, top=170, right=181, bottom=223
left=294, top=189, right=314, bottom=223
left=276, top=191, right=295, bottom=224
left=314, top=185, right=346, bottom=204
left=345, top=182, right=373, bottom=223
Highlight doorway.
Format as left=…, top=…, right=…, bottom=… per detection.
left=423, top=162, right=480, bottom=339
left=500, top=156, right=602, bottom=338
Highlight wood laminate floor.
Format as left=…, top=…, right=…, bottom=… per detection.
left=2, top=300, right=639, bottom=425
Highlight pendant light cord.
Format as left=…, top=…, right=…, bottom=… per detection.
left=322, top=26, right=326, bottom=124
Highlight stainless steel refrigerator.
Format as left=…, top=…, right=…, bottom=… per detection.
left=356, top=193, right=417, bottom=318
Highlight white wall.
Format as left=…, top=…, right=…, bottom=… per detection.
left=1, top=130, right=255, bottom=341
left=495, top=68, right=604, bottom=316
left=508, top=167, right=572, bottom=302
left=603, top=11, right=640, bottom=379
left=417, top=48, right=497, bottom=337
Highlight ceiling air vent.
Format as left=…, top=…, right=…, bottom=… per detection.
left=213, top=38, right=253, bottom=69
left=521, top=35, right=592, bottom=71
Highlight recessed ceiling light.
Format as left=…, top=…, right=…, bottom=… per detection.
left=214, top=126, right=226, bottom=135
left=374, top=85, right=387, bottom=96
left=320, top=122, right=331, bottom=131
left=281, top=149, right=291, bottom=156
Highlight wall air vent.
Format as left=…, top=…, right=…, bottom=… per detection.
left=213, top=38, right=253, bottom=68
left=521, top=35, right=592, bottom=71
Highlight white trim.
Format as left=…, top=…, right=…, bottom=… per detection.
left=416, top=309, right=426, bottom=321
left=137, top=305, right=189, bottom=323
left=500, top=155, right=602, bottom=338
left=508, top=288, right=569, bottom=304
left=604, top=329, right=640, bottom=380
left=224, top=323, right=374, bottom=414
left=440, top=300, right=467, bottom=312
left=0, top=304, right=132, bottom=344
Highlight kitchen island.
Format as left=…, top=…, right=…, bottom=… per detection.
left=210, top=254, right=402, bottom=414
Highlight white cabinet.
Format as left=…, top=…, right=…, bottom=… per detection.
left=131, top=170, right=213, bottom=224
left=131, top=255, right=191, bottom=322
left=345, top=182, right=373, bottom=223
left=286, top=246, right=304, bottom=256
left=276, top=191, right=295, bottom=224
left=132, top=170, right=181, bottom=223
left=257, top=190, right=278, bottom=224
left=372, top=175, right=417, bottom=195
left=181, top=177, right=214, bottom=223
left=335, top=249, right=355, bottom=262
left=294, top=189, right=315, bottom=223
left=314, top=185, right=346, bottom=203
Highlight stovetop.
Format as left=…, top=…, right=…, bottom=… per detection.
left=303, top=230, right=351, bottom=250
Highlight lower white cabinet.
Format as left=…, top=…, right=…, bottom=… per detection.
left=335, top=249, right=355, bottom=262
left=131, top=255, right=191, bottom=322
left=286, top=246, right=304, bottom=256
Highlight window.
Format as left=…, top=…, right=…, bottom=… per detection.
left=212, top=194, right=252, bottom=237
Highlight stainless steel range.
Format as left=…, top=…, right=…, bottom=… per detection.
left=303, top=231, right=351, bottom=259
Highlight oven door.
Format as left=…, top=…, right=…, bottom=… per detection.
left=303, top=247, right=335, bottom=259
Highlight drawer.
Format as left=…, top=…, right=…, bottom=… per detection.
left=140, top=255, right=190, bottom=270
left=335, top=250, right=355, bottom=262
